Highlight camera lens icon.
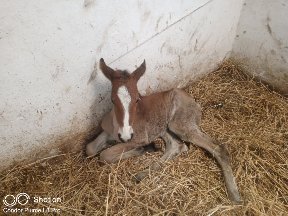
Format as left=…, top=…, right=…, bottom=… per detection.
left=3, top=193, right=30, bottom=207
left=3, top=195, right=16, bottom=207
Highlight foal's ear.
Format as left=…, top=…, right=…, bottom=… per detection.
left=99, top=58, right=114, bottom=81
left=132, top=60, right=146, bottom=81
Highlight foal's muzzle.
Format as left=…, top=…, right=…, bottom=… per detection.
left=118, top=133, right=134, bottom=143
left=118, top=125, right=134, bottom=142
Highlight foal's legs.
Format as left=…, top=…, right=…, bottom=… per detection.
left=168, top=120, right=241, bottom=203
left=86, top=131, right=110, bottom=157
left=99, top=142, right=156, bottom=164
left=134, top=132, right=188, bottom=181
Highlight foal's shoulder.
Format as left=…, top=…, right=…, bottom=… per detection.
left=101, top=110, right=114, bottom=135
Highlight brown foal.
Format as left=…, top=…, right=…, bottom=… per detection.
left=86, top=58, right=241, bottom=203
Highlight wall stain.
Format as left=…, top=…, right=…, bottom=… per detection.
left=0, top=110, right=4, bottom=118
left=281, top=56, right=287, bottom=63
left=132, top=31, right=138, bottom=45
left=196, top=36, right=211, bottom=54
left=65, top=86, right=71, bottom=93
left=194, top=39, right=198, bottom=51
left=166, top=45, right=178, bottom=55
left=187, top=47, right=194, bottom=55
left=87, top=60, right=98, bottom=84
left=178, top=55, right=183, bottom=73
left=256, top=42, right=265, bottom=57
left=98, top=94, right=105, bottom=103
left=189, top=21, right=203, bottom=44
left=189, top=29, right=198, bottom=43
left=0, top=123, right=103, bottom=171
left=51, top=63, right=65, bottom=81
left=266, top=23, right=272, bottom=35
left=83, top=0, right=97, bottom=8
left=270, top=49, right=276, bottom=55
left=51, top=65, right=61, bottom=80
left=266, top=15, right=283, bottom=47
left=160, top=42, right=166, bottom=53
left=137, top=0, right=143, bottom=10
left=141, top=10, right=151, bottom=23
left=155, top=15, right=163, bottom=31
left=37, top=110, right=44, bottom=121
left=96, top=19, right=116, bottom=52
left=154, top=62, right=175, bottom=71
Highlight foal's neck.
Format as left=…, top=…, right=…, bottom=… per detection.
left=135, top=90, right=174, bottom=115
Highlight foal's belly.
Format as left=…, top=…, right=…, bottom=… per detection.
left=134, top=113, right=169, bottom=144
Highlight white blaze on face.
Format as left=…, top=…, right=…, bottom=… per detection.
left=117, top=86, right=133, bottom=141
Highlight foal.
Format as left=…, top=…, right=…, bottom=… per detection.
left=86, top=58, right=241, bottom=203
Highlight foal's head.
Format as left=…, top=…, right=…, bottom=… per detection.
left=99, top=58, right=145, bottom=142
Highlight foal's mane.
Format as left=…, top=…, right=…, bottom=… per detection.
left=113, top=70, right=131, bottom=80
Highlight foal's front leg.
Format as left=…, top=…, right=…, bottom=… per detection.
left=100, top=142, right=155, bottom=164
left=86, top=131, right=110, bottom=157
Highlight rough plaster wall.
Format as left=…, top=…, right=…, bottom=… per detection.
left=0, top=0, right=243, bottom=170
left=231, top=0, right=288, bottom=95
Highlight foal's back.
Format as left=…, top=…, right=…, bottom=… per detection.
left=133, top=88, right=201, bottom=143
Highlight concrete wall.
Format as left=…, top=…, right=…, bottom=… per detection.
left=231, top=0, right=288, bottom=95
left=0, top=0, right=243, bottom=170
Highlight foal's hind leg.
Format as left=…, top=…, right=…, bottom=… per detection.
left=168, top=120, right=241, bottom=203
left=134, top=132, right=188, bottom=181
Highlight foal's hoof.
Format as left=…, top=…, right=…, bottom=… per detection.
left=230, top=197, right=243, bottom=205
left=86, top=143, right=98, bottom=158
left=229, top=190, right=243, bottom=205
left=180, top=143, right=189, bottom=153
left=133, top=170, right=149, bottom=182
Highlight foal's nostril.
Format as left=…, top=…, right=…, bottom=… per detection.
left=131, top=133, right=134, bottom=140
left=118, top=133, right=124, bottom=143
left=118, top=132, right=133, bottom=143
left=118, top=133, right=121, bottom=139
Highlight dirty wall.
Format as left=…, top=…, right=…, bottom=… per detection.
left=232, top=0, right=288, bottom=95
left=0, top=0, right=243, bottom=170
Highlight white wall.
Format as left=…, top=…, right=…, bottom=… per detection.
left=232, top=0, right=288, bottom=95
left=0, top=0, right=243, bottom=170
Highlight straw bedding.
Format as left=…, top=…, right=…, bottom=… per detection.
left=1, top=61, right=287, bottom=215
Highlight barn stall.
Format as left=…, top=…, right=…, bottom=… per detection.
left=0, top=0, right=287, bottom=215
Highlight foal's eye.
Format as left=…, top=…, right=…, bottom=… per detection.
left=111, top=99, right=115, bottom=104
left=136, top=97, right=141, bottom=103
